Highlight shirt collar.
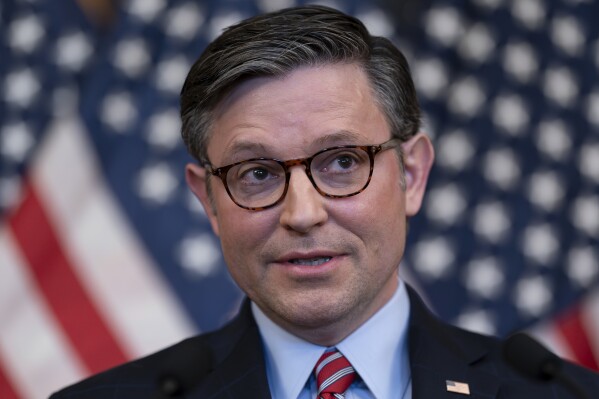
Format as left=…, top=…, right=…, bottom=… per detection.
left=337, top=280, right=411, bottom=399
left=252, top=280, right=411, bottom=399
left=252, top=302, right=326, bottom=399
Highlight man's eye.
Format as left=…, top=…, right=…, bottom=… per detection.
left=320, top=150, right=364, bottom=173
left=248, top=168, right=269, bottom=181
left=335, top=155, right=355, bottom=169
left=236, top=162, right=280, bottom=184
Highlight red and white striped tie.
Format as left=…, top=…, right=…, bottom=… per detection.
left=314, top=350, right=357, bottom=399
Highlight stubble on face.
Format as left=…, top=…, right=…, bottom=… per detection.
left=205, top=64, right=407, bottom=345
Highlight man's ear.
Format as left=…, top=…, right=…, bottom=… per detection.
left=185, top=163, right=220, bottom=237
left=402, top=132, right=435, bottom=217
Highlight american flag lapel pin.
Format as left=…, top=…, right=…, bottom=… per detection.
left=446, top=380, right=470, bottom=395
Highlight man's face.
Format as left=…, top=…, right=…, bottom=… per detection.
left=187, top=63, right=433, bottom=345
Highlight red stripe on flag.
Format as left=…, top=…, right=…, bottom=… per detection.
left=555, top=305, right=599, bottom=371
left=0, top=363, right=19, bottom=399
left=9, top=182, right=128, bottom=374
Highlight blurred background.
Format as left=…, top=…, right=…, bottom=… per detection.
left=1, top=0, right=598, bottom=397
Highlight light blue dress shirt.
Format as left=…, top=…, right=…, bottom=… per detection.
left=252, top=280, right=412, bottom=399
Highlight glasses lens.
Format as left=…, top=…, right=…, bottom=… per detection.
left=311, top=147, right=371, bottom=196
left=226, top=160, right=286, bottom=208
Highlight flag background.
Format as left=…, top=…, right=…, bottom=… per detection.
left=1, top=0, right=598, bottom=397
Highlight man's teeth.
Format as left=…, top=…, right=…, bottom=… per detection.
left=289, top=257, right=332, bottom=266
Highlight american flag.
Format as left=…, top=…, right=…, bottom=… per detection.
left=0, top=0, right=597, bottom=397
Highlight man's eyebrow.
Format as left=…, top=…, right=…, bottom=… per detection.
left=312, top=130, right=366, bottom=147
left=221, top=141, right=271, bottom=162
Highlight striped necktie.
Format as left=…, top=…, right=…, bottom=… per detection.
left=314, top=350, right=356, bottom=399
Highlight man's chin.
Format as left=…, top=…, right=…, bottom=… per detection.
left=264, top=297, right=358, bottom=334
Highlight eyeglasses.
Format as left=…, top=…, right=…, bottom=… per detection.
left=204, top=138, right=402, bottom=211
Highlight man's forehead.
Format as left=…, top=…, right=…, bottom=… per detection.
left=213, top=63, right=370, bottom=114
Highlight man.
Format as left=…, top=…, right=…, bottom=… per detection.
left=51, top=5, right=599, bottom=399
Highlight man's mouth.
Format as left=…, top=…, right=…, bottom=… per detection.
left=288, top=256, right=332, bottom=266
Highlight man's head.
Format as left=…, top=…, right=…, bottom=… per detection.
left=180, top=5, right=420, bottom=166
left=183, top=6, right=434, bottom=346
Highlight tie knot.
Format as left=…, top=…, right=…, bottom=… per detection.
left=314, top=350, right=356, bottom=399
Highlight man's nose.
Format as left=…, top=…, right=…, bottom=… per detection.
left=279, top=167, right=328, bottom=233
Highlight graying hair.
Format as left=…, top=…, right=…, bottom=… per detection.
left=180, top=5, right=420, bottom=168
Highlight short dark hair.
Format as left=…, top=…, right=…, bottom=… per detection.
left=180, top=5, right=420, bottom=164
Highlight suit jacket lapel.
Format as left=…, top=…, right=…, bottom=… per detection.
left=407, top=286, right=500, bottom=399
left=189, top=288, right=503, bottom=399
left=189, top=301, right=271, bottom=399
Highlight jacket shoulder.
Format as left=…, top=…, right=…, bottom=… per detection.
left=48, top=335, right=207, bottom=398
left=405, top=285, right=599, bottom=398
left=49, top=303, right=252, bottom=399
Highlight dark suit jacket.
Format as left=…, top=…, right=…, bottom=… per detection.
left=50, top=286, right=599, bottom=398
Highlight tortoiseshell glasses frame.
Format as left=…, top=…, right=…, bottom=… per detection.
left=204, top=138, right=402, bottom=211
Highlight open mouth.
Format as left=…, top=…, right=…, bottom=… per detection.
left=288, top=257, right=332, bottom=266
